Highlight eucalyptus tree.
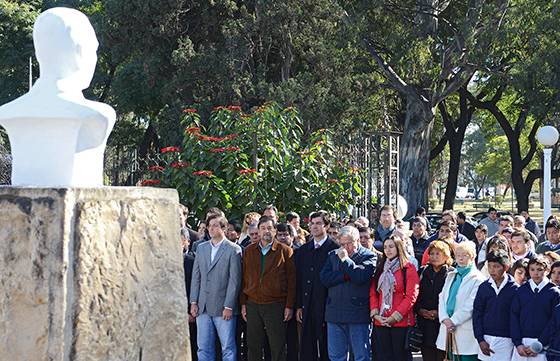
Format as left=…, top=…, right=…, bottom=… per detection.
left=336, top=0, right=509, bottom=214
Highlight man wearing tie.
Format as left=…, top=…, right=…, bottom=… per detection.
left=295, top=211, right=338, bottom=361
left=190, top=214, right=243, bottom=361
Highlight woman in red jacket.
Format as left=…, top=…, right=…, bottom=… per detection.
left=370, top=235, right=420, bottom=361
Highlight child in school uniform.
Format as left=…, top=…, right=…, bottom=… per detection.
left=538, top=304, right=560, bottom=361
left=550, top=261, right=560, bottom=287
left=512, top=258, right=529, bottom=286
left=473, top=250, right=518, bottom=361
left=510, top=255, right=560, bottom=361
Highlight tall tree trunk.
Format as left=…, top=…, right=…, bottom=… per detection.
left=502, top=184, right=510, bottom=198
left=466, top=89, right=539, bottom=213
left=443, top=139, right=461, bottom=210
left=442, top=89, right=473, bottom=210
left=400, top=96, right=435, bottom=217
left=511, top=154, right=530, bottom=211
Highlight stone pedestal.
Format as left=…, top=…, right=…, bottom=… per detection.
left=0, top=187, right=190, bottom=361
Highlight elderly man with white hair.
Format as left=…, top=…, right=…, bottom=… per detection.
left=320, top=226, right=377, bottom=361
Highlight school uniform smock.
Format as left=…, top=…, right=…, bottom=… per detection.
left=510, top=278, right=560, bottom=361
left=436, top=265, right=486, bottom=356
left=472, top=274, right=518, bottom=361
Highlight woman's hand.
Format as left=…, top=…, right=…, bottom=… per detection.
left=418, top=308, right=430, bottom=319
left=384, top=316, right=397, bottom=327
left=442, top=318, right=456, bottom=332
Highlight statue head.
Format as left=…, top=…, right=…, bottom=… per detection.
left=33, top=7, right=98, bottom=92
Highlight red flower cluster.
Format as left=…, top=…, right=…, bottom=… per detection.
left=148, top=165, right=165, bottom=171
left=183, top=108, right=197, bottom=113
left=327, top=178, right=338, bottom=184
left=314, top=140, right=325, bottom=145
left=186, top=127, right=201, bottom=134
left=193, top=170, right=213, bottom=176
left=161, top=146, right=180, bottom=153
left=197, top=134, right=224, bottom=142
left=171, top=162, right=190, bottom=168
left=209, top=147, right=225, bottom=153
left=213, top=105, right=242, bottom=111
left=239, top=168, right=257, bottom=174
left=209, top=146, right=241, bottom=153
left=141, top=179, right=161, bottom=186
left=303, top=217, right=310, bottom=223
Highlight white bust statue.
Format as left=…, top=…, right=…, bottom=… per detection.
left=0, top=7, right=116, bottom=187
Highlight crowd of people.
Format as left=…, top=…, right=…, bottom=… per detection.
left=179, top=204, right=560, bottom=361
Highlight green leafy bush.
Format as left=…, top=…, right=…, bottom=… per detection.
left=143, top=102, right=362, bottom=222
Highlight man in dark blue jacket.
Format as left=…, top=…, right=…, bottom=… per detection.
left=295, top=210, right=338, bottom=361
left=320, top=226, right=377, bottom=361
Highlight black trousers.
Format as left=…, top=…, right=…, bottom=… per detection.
left=286, top=317, right=299, bottom=361
left=374, top=326, right=408, bottom=361
left=300, top=313, right=328, bottom=361
left=189, top=321, right=198, bottom=361
left=246, top=302, right=287, bottom=361
left=420, top=346, right=445, bottom=361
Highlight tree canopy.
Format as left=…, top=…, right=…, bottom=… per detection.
left=1, top=0, right=560, bottom=213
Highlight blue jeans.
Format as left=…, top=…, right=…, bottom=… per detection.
left=327, top=322, right=371, bottom=361
left=196, top=313, right=237, bottom=361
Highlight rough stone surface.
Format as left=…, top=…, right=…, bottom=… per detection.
left=0, top=187, right=190, bottom=361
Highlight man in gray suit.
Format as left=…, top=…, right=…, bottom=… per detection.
left=190, top=214, right=243, bottom=361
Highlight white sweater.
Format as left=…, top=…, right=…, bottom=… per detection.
left=436, top=267, right=486, bottom=355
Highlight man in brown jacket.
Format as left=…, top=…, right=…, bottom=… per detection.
left=240, top=215, right=296, bottom=361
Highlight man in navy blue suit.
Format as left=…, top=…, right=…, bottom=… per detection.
left=295, top=210, right=338, bottom=361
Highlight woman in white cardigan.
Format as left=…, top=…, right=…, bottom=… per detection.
left=436, top=242, right=486, bottom=360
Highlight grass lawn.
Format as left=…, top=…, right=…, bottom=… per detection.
left=431, top=199, right=549, bottom=224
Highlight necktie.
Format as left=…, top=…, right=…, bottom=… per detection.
left=315, top=243, right=320, bottom=249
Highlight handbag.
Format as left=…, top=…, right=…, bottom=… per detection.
left=405, top=321, right=423, bottom=352
left=402, top=265, right=423, bottom=352
left=444, top=332, right=460, bottom=361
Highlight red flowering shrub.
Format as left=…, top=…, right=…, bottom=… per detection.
left=143, top=102, right=361, bottom=221
left=141, top=179, right=161, bottom=186
left=193, top=170, right=213, bottom=176
left=148, top=165, right=165, bottom=171
left=185, top=127, right=200, bottom=134
left=161, top=146, right=180, bottom=153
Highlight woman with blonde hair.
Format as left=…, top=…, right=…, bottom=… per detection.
left=415, top=240, right=454, bottom=361
left=370, top=236, right=419, bottom=361
left=238, top=211, right=261, bottom=244
left=436, top=241, right=485, bottom=361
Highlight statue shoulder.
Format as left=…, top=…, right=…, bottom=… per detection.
left=81, top=99, right=116, bottom=121
left=0, top=92, right=115, bottom=122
